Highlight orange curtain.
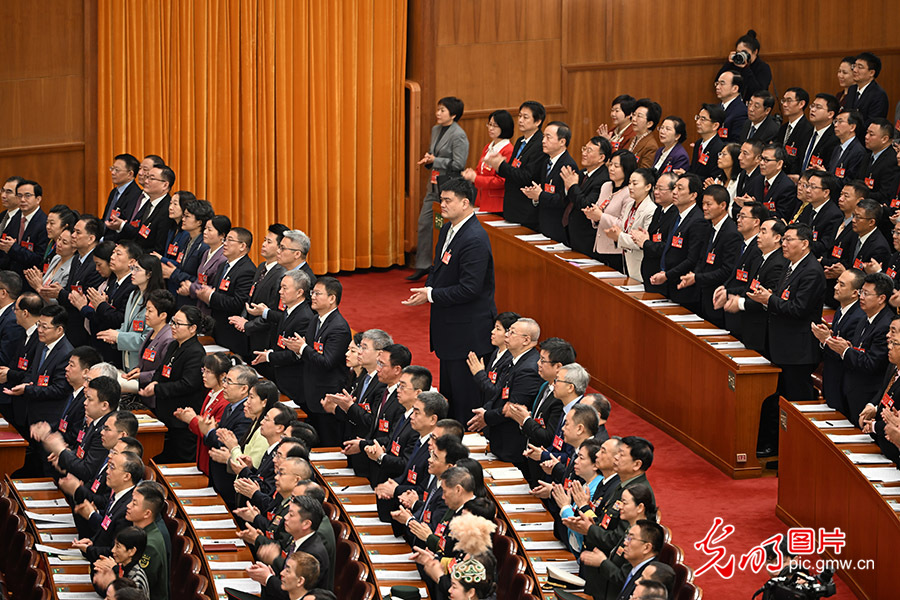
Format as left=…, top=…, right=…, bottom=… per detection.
left=97, top=0, right=407, bottom=272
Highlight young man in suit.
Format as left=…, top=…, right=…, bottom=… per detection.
left=748, top=223, right=826, bottom=458
left=107, top=164, right=172, bottom=254
left=714, top=71, right=747, bottom=143
left=522, top=121, right=579, bottom=244
left=404, top=177, right=497, bottom=424
left=101, top=154, right=142, bottom=241
left=487, top=100, right=547, bottom=230
left=0, top=179, right=49, bottom=277
left=715, top=201, right=764, bottom=341
left=829, top=110, right=868, bottom=182
left=805, top=172, right=844, bottom=259
left=822, top=181, right=866, bottom=307
left=749, top=144, right=798, bottom=221
left=776, top=88, right=814, bottom=177
left=0, top=271, right=25, bottom=366
left=409, top=96, right=469, bottom=281
left=632, top=172, right=678, bottom=292
left=843, top=198, right=892, bottom=272
left=232, top=403, right=295, bottom=503
left=562, top=136, right=611, bottom=257
left=54, top=345, right=101, bottom=449
left=862, top=119, right=900, bottom=216
left=650, top=174, right=709, bottom=313
left=688, top=104, right=726, bottom=180
left=0, top=291, right=42, bottom=429
left=803, top=94, right=840, bottom=174
left=52, top=215, right=105, bottom=348
left=738, top=90, right=779, bottom=144
left=734, top=140, right=764, bottom=207
left=845, top=52, right=890, bottom=124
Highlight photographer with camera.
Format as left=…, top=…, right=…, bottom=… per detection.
left=717, top=30, right=772, bottom=101
left=754, top=538, right=836, bottom=600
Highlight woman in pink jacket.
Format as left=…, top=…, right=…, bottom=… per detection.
left=582, top=150, right=638, bottom=272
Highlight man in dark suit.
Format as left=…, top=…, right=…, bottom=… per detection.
left=107, top=164, right=172, bottom=254
left=738, top=90, right=779, bottom=144
left=276, top=229, right=316, bottom=289
left=285, top=276, right=351, bottom=446
left=563, top=136, right=611, bottom=257
left=734, top=141, right=764, bottom=206
left=404, top=177, right=497, bottom=424
left=748, top=223, right=826, bottom=457
left=0, top=292, right=41, bottom=429
left=829, top=110, right=868, bottom=182
left=53, top=215, right=105, bottom=348
left=717, top=202, right=764, bottom=341
left=101, top=153, right=142, bottom=241
left=0, top=271, right=25, bottom=366
left=803, top=94, right=841, bottom=173
left=688, top=104, right=726, bottom=180
left=845, top=52, right=890, bottom=124
left=862, top=119, right=900, bottom=218
left=521, top=121, right=579, bottom=244
left=585, top=519, right=664, bottom=600
left=195, top=227, right=255, bottom=357
left=812, top=269, right=866, bottom=416
left=487, top=100, right=547, bottom=230
left=749, top=144, right=798, bottom=220
left=632, top=172, right=678, bottom=292
left=53, top=345, right=100, bottom=449
left=0, top=177, right=24, bottom=236
left=805, top=172, right=844, bottom=259
left=842, top=198, right=892, bottom=272
left=472, top=317, right=542, bottom=469
left=0, top=179, right=48, bottom=277
left=822, top=181, right=866, bottom=307
left=677, top=185, right=742, bottom=327
left=232, top=403, right=295, bottom=504
left=776, top=88, right=813, bottom=177
left=202, top=365, right=253, bottom=508
left=649, top=174, right=709, bottom=313
left=715, top=71, right=747, bottom=143
left=253, top=270, right=313, bottom=405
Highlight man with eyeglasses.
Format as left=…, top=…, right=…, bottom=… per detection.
left=828, top=109, right=867, bottom=182
left=247, top=229, right=316, bottom=326
left=108, top=163, right=172, bottom=254
left=562, top=136, right=612, bottom=257
left=631, top=172, right=678, bottom=292
left=775, top=88, right=813, bottom=176
left=861, top=119, right=900, bottom=216
left=713, top=71, right=747, bottom=143
left=844, top=52, right=889, bottom=124
left=860, top=317, right=900, bottom=467
left=874, top=221, right=900, bottom=297
left=0, top=292, right=42, bottom=429
left=839, top=199, right=892, bottom=276
left=748, top=144, right=797, bottom=220
left=688, top=104, right=726, bottom=180
left=747, top=223, right=825, bottom=458
left=801, top=172, right=844, bottom=258
left=803, top=94, right=840, bottom=174
left=0, top=176, right=24, bottom=236
left=738, top=90, right=778, bottom=144
left=100, top=154, right=141, bottom=242
left=0, top=179, right=48, bottom=278
left=520, top=120, right=579, bottom=244
left=716, top=201, right=766, bottom=338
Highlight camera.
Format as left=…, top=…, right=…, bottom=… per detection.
left=732, top=50, right=751, bottom=66
left=753, top=568, right=836, bottom=600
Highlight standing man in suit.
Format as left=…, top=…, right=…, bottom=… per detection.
left=409, top=96, right=469, bottom=282
left=845, top=52, right=890, bottom=124
left=688, top=104, right=726, bottom=180
left=202, top=365, right=254, bottom=507
left=748, top=223, right=826, bottom=457
left=678, top=185, right=743, bottom=326
left=776, top=88, right=814, bottom=177
left=283, top=276, right=351, bottom=445
left=562, top=137, right=611, bottom=256
left=715, top=71, right=747, bottom=143
left=521, top=121, right=579, bottom=244
left=803, top=94, right=840, bottom=174
left=805, top=172, right=844, bottom=258
left=734, top=140, right=764, bottom=206
left=844, top=199, right=892, bottom=273
left=107, top=165, right=172, bottom=254
left=822, top=181, right=867, bottom=305
left=829, top=110, right=868, bottom=182
left=0, top=179, right=48, bottom=277
left=862, top=119, right=900, bottom=219
left=649, top=174, right=708, bottom=313
left=0, top=292, right=42, bottom=429
left=0, top=176, right=24, bottom=235
left=631, top=172, right=678, bottom=292
left=486, top=100, right=547, bottom=230
left=197, top=227, right=256, bottom=358
left=749, top=144, right=798, bottom=220
left=716, top=201, right=765, bottom=341
left=404, top=177, right=497, bottom=424
left=0, top=271, right=25, bottom=366
left=739, top=90, right=779, bottom=144
left=101, top=154, right=142, bottom=241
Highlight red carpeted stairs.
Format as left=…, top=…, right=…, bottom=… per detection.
left=337, top=266, right=858, bottom=599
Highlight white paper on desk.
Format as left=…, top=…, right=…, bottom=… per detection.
left=375, top=569, right=423, bottom=581
left=215, top=579, right=261, bottom=595
left=280, top=399, right=299, bottom=409
left=485, top=220, right=519, bottom=227
left=200, top=537, right=246, bottom=547
left=0, top=418, right=8, bottom=426
left=158, top=465, right=204, bottom=476
left=191, top=518, right=236, bottom=530
left=530, top=559, right=580, bottom=574
left=41, top=533, right=77, bottom=542
left=667, top=314, right=703, bottom=322
left=515, top=233, right=551, bottom=242
left=308, top=451, right=346, bottom=461
left=184, top=505, right=229, bottom=515
left=319, top=468, right=355, bottom=476
left=591, top=270, right=626, bottom=279
left=844, top=451, right=891, bottom=465
left=485, top=467, right=522, bottom=480
left=25, top=498, right=68, bottom=508
left=463, top=433, right=488, bottom=447
left=173, top=487, right=217, bottom=498
left=349, top=516, right=384, bottom=526
left=49, top=556, right=90, bottom=565
left=25, top=511, right=75, bottom=524
left=469, top=452, right=498, bottom=461
left=616, top=284, right=645, bottom=293
left=512, top=521, right=554, bottom=531
left=209, top=561, right=254, bottom=570
left=53, top=574, right=93, bottom=583
left=489, top=484, right=533, bottom=495
left=794, top=403, right=833, bottom=413
left=203, top=344, right=231, bottom=353
left=565, top=258, right=603, bottom=267
left=57, top=593, right=102, bottom=600
left=360, top=534, right=405, bottom=544
left=344, top=504, right=378, bottom=512
left=685, top=328, right=730, bottom=336
left=36, top=521, right=76, bottom=529
left=812, top=419, right=855, bottom=429
left=368, top=552, right=410, bottom=564
left=708, top=341, right=746, bottom=350
left=859, top=467, right=900, bottom=482
left=734, top=356, right=773, bottom=366
left=35, top=543, right=83, bottom=556
left=14, top=481, right=57, bottom=491
left=381, top=586, right=426, bottom=598
left=523, top=539, right=567, bottom=550
left=536, top=243, right=572, bottom=253
left=888, top=500, right=900, bottom=512
left=334, top=484, right=375, bottom=495
left=874, top=485, right=900, bottom=496
left=137, top=420, right=164, bottom=428
left=640, top=299, right=678, bottom=307
left=827, top=433, right=872, bottom=444
left=499, top=502, right=545, bottom=513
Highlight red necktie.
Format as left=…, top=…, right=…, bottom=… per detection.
left=763, top=181, right=770, bottom=197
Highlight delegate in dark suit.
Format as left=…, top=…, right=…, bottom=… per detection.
left=20, top=336, right=74, bottom=426
left=739, top=116, right=779, bottom=144
left=242, top=263, right=286, bottom=357
left=719, top=100, right=748, bottom=143
left=738, top=249, right=788, bottom=354
left=268, top=301, right=315, bottom=404
left=688, top=137, right=725, bottom=180
left=56, top=388, right=87, bottom=449
left=84, top=488, right=134, bottom=562
left=862, top=146, right=900, bottom=208
left=537, top=151, right=579, bottom=244
left=499, top=131, right=546, bottom=229
left=119, top=195, right=171, bottom=254
left=566, top=167, right=609, bottom=257
left=845, top=80, right=890, bottom=122
left=842, top=229, right=892, bottom=272
left=82, top=276, right=137, bottom=366
left=802, top=126, right=840, bottom=172
left=2, top=329, right=40, bottom=429
left=299, top=309, right=351, bottom=445
left=167, top=236, right=209, bottom=308
left=483, top=347, right=542, bottom=464
left=1, top=209, right=49, bottom=277
left=208, top=255, right=256, bottom=358
left=57, top=412, right=112, bottom=483
left=842, top=306, right=893, bottom=423
left=829, top=139, right=867, bottom=182
left=659, top=206, right=708, bottom=309
left=821, top=302, right=866, bottom=415
left=749, top=172, right=798, bottom=221
left=694, top=217, right=742, bottom=327
left=268, top=533, right=331, bottom=595
left=0, top=303, right=24, bottom=368
left=425, top=214, right=497, bottom=423
left=57, top=250, right=105, bottom=348
left=640, top=205, right=677, bottom=293
left=777, top=117, right=814, bottom=175
left=808, top=201, right=844, bottom=259
left=722, top=239, right=762, bottom=341
left=205, top=400, right=251, bottom=508
left=101, top=180, right=142, bottom=241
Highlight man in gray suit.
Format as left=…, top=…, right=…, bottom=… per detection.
left=408, top=96, right=469, bottom=281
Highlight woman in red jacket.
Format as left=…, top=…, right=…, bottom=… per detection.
left=174, top=352, right=232, bottom=476
left=462, top=110, right=514, bottom=213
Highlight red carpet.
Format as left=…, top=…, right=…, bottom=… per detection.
left=337, top=266, right=857, bottom=599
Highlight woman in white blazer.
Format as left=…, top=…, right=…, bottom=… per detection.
left=582, top=149, right=638, bottom=272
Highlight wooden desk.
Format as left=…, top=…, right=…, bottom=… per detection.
left=0, top=424, right=28, bottom=475
left=134, top=410, right=166, bottom=460
left=777, top=399, right=900, bottom=600
left=480, top=216, right=781, bottom=478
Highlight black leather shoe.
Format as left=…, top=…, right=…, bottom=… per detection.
left=756, top=446, right=777, bottom=459
left=406, top=268, right=430, bottom=281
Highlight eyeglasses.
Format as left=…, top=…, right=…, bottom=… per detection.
left=223, top=377, right=244, bottom=386
left=108, top=166, right=127, bottom=174
left=759, top=156, right=778, bottom=163
left=713, top=80, right=728, bottom=87
left=553, top=378, right=574, bottom=386
left=278, top=243, right=302, bottom=252
left=145, top=176, right=166, bottom=183
left=538, top=358, right=554, bottom=365
left=36, top=322, right=58, bottom=330
left=851, top=214, right=873, bottom=221
left=506, top=330, right=527, bottom=338
left=309, top=290, right=327, bottom=297
left=782, top=237, right=800, bottom=243
left=625, top=534, right=649, bottom=544
left=694, top=115, right=711, bottom=123
left=169, top=319, right=190, bottom=328
left=858, top=289, right=881, bottom=298
left=781, top=98, right=798, bottom=104
left=807, top=184, right=825, bottom=190
left=15, top=193, right=35, bottom=199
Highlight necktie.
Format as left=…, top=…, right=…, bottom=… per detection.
left=739, top=241, right=747, bottom=256
left=440, top=227, right=455, bottom=258
left=803, top=131, right=819, bottom=170
left=220, top=262, right=232, bottom=283
left=130, top=199, right=147, bottom=222
left=358, top=373, right=372, bottom=400
left=514, top=140, right=526, bottom=160
left=17, top=214, right=27, bottom=241
left=784, top=124, right=794, bottom=144
left=832, top=308, right=843, bottom=333
left=748, top=125, right=757, bottom=140
left=314, top=318, right=322, bottom=339
left=107, top=190, right=122, bottom=220
left=37, top=345, right=49, bottom=371
left=0, top=212, right=9, bottom=233
left=854, top=238, right=863, bottom=258
left=659, top=213, right=683, bottom=271
left=61, top=391, right=77, bottom=417
left=780, top=265, right=794, bottom=290
left=376, top=389, right=390, bottom=420
left=763, top=180, right=770, bottom=197
left=546, top=161, right=553, bottom=179
left=532, top=383, right=552, bottom=413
